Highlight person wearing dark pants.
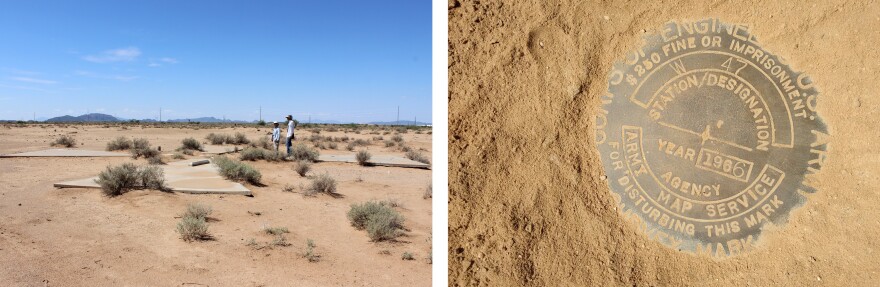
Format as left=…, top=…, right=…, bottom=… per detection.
left=285, top=115, right=296, bottom=155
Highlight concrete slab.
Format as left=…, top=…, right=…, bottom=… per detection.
left=0, top=148, right=129, bottom=158
left=54, top=159, right=252, bottom=195
left=317, top=154, right=430, bottom=169
left=201, top=145, right=241, bottom=155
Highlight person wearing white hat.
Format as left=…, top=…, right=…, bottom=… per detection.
left=271, top=121, right=281, bottom=152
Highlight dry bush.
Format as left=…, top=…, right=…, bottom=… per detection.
left=95, top=163, right=167, bottom=196
left=282, top=184, right=295, bottom=192
left=252, top=137, right=273, bottom=150
left=295, top=160, right=312, bottom=177
left=356, top=150, right=371, bottom=166
left=213, top=156, right=262, bottom=184
left=183, top=203, right=212, bottom=220
left=106, top=136, right=132, bottom=151
left=347, top=201, right=405, bottom=241
left=232, top=132, right=250, bottom=145
left=177, top=216, right=209, bottom=241
left=180, top=137, right=204, bottom=151
left=391, top=134, right=404, bottom=143
left=264, top=226, right=289, bottom=235
left=351, top=139, right=370, bottom=146
left=304, top=239, right=319, bottom=262
left=402, top=252, right=415, bottom=261
left=206, top=133, right=229, bottom=145
left=306, top=173, right=337, bottom=195
left=289, top=144, right=319, bottom=162
left=52, top=135, right=76, bottom=147
left=423, top=183, right=432, bottom=199
left=327, top=142, right=338, bottom=150
left=339, top=136, right=350, bottom=142
left=172, top=152, right=186, bottom=159
left=132, top=138, right=150, bottom=150
left=147, top=155, right=165, bottom=165
left=384, top=140, right=395, bottom=147
left=345, top=143, right=355, bottom=151
left=405, top=150, right=431, bottom=164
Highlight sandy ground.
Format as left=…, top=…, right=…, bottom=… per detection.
left=0, top=124, right=432, bottom=286
left=449, top=0, right=880, bottom=286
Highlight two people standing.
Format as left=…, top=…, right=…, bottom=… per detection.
left=271, top=115, right=297, bottom=155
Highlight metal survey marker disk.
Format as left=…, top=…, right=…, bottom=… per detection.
left=595, top=19, right=829, bottom=257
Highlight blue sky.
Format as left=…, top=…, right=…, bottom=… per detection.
left=0, top=1, right=431, bottom=123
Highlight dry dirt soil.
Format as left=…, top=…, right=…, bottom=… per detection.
left=0, top=124, right=432, bottom=286
left=449, top=0, right=880, bottom=286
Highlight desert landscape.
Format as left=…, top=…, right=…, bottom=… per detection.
left=0, top=122, right=432, bottom=286
left=449, top=0, right=880, bottom=286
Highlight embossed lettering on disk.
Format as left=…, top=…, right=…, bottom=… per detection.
left=596, top=19, right=829, bottom=257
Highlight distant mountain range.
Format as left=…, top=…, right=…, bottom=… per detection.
left=46, top=113, right=120, bottom=122
left=36, top=113, right=430, bottom=125
left=166, top=117, right=248, bottom=123
left=368, top=120, right=431, bottom=126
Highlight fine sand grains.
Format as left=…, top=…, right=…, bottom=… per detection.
left=449, top=0, right=880, bottom=286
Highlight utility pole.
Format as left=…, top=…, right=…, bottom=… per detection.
left=259, top=106, right=262, bottom=122
left=159, top=107, right=162, bottom=122
left=396, top=106, right=400, bottom=125
left=308, top=115, right=311, bottom=124
left=414, top=116, right=416, bottom=126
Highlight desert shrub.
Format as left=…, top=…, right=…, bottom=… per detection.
left=366, top=208, right=405, bottom=241
left=232, top=132, right=250, bottom=145
left=313, top=141, right=326, bottom=149
left=373, top=136, right=384, bottom=141
left=180, top=149, right=194, bottom=156
left=206, top=133, right=228, bottom=145
left=95, top=163, right=139, bottom=196
left=347, top=201, right=405, bottom=241
left=399, top=145, right=412, bottom=153
left=345, top=143, right=355, bottom=151
left=106, top=136, right=132, bottom=151
left=264, top=226, right=289, bottom=235
left=252, top=137, right=273, bottom=150
left=356, top=150, right=371, bottom=166
left=351, top=139, right=370, bottom=146
left=405, top=150, right=431, bottom=164
left=183, top=203, right=212, bottom=220
left=52, top=135, right=76, bottom=147
left=180, top=137, right=203, bottom=151
left=282, top=184, right=295, bottom=192
left=304, top=239, right=319, bottom=262
left=173, top=152, right=186, bottom=159
left=402, top=252, right=414, bottom=261
left=327, top=142, right=337, bottom=150
left=289, top=144, right=319, bottom=162
left=391, top=134, right=404, bottom=143
left=147, top=155, right=165, bottom=165
left=214, top=156, right=262, bottom=184
left=95, top=163, right=167, bottom=196
left=306, top=173, right=337, bottom=195
left=339, top=136, right=350, bottom=142
left=177, top=216, right=209, bottom=241
left=132, top=138, right=150, bottom=150
left=240, top=147, right=265, bottom=161
left=131, top=146, right=160, bottom=159
left=295, top=160, right=312, bottom=177
left=423, top=183, right=432, bottom=199
left=381, top=198, right=402, bottom=208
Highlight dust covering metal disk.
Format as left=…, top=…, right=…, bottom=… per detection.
left=595, top=19, right=829, bottom=257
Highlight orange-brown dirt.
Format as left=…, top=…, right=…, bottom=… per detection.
left=0, top=124, right=432, bottom=286
left=449, top=0, right=880, bottom=286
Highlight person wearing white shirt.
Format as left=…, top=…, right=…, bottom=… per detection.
left=271, top=121, right=281, bottom=152
left=285, top=115, right=296, bottom=155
